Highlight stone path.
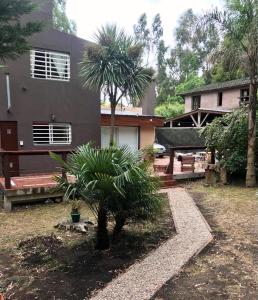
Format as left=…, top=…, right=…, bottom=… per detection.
left=90, top=188, right=213, bottom=300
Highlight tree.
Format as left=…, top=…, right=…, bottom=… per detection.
left=51, top=144, right=162, bottom=250
left=80, top=25, right=153, bottom=145
left=155, top=101, right=184, bottom=119
left=0, top=0, right=42, bottom=61
left=168, top=9, right=219, bottom=84
left=53, top=0, right=77, bottom=35
left=201, top=0, right=258, bottom=186
left=152, top=14, right=163, bottom=54
left=210, top=38, right=246, bottom=82
left=133, top=13, right=151, bottom=65
left=155, top=74, right=205, bottom=118
left=201, top=109, right=249, bottom=175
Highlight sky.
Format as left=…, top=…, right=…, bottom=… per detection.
left=66, top=0, right=223, bottom=47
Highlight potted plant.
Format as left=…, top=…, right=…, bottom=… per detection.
left=71, top=199, right=81, bottom=223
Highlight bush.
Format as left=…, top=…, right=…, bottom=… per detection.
left=200, top=108, right=258, bottom=176
left=155, top=101, right=184, bottom=119
left=51, top=144, right=162, bottom=249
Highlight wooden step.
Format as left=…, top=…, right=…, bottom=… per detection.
left=160, top=179, right=177, bottom=188
left=154, top=165, right=167, bottom=172
left=158, top=174, right=172, bottom=181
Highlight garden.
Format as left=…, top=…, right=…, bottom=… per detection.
left=0, top=1, right=257, bottom=299
left=0, top=190, right=174, bottom=299
left=0, top=181, right=256, bottom=299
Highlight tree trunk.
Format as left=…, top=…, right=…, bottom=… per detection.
left=95, top=204, right=110, bottom=250
left=109, top=102, right=116, bottom=146
left=112, top=214, right=126, bottom=243
left=246, top=80, right=257, bottom=187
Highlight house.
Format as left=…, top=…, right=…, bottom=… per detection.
left=101, top=82, right=164, bottom=151
left=0, top=0, right=100, bottom=176
left=165, top=78, right=251, bottom=127
left=101, top=111, right=164, bottom=151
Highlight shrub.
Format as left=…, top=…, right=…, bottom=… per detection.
left=200, top=108, right=258, bottom=176
left=155, top=101, right=184, bottom=119
left=51, top=144, right=162, bottom=249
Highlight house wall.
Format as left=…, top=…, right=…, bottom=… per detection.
left=184, top=88, right=242, bottom=112
left=140, top=126, right=155, bottom=149
left=0, top=4, right=100, bottom=174
left=221, top=89, right=241, bottom=109
left=184, top=96, right=192, bottom=112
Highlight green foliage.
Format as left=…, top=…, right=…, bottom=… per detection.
left=80, top=24, right=153, bottom=145
left=175, top=74, right=205, bottom=95
left=53, top=0, right=77, bottom=35
left=155, top=74, right=204, bottom=118
left=133, top=8, right=219, bottom=105
left=0, top=0, right=42, bottom=61
left=168, top=8, right=219, bottom=84
left=155, top=101, right=184, bottom=119
left=80, top=24, right=153, bottom=106
left=133, top=13, right=151, bottom=64
left=51, top=143, right=162, bottom=248
left=70, top=199, right=81, bottom=213
left=210, top=38, right=246, bottom=82
left=202, top=0, right=258, bottom=186
left=200, top=109, right=250, bottom=175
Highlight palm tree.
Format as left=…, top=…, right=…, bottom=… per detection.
left=51, top=144, right=161, bottom=250
left=201, top=0, right=258, bottom=187
left=80, top=24, right=154, bottom=145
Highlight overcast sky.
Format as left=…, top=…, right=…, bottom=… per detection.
left=66, top=0, right=223, bottom=47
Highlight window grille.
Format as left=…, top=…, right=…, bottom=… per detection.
left=30, top=49, right=70, bottom=81
left=192, top=95, right=201, bottom=110
left=33, top=123, right=72, bottom=145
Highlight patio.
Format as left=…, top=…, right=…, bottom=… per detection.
left=0, top=150, right=206, bottom=211
left=154, top=155, right=206, bottom=180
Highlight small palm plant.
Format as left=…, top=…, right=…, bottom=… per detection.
left=70, top=199, right=81, bottom=223
left=50, top=143, right=161, bottom=250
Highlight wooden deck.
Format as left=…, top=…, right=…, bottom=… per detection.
left=0, top=173, right=72, bottom=212
left=0, top=174, right=58, bottom=190
left=154, top=156, right=206, bottom=180
left=0, top=155, right=206, bottom=211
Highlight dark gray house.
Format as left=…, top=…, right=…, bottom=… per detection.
left=0, top=0, right=100, bottom=176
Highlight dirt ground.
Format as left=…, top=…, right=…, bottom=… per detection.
left=0, top=195, right=174, bottom=300
left=153, top=181, right=257, bottom=300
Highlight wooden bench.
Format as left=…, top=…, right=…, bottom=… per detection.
left=181, top=156, right=195, bottom=172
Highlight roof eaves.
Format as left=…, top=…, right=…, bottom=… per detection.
left=179, top=78, right=252, bottom=96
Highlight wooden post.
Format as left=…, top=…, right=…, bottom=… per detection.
left=61, top=152, right=67, bottom=180
left=197, top=111, right=201, bottom=127
left=2, top=154, right=11, bottom=189
left=166, top=148, right=175, bottom=175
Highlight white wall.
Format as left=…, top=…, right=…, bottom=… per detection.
left=184, top=88, right=241, bottom=112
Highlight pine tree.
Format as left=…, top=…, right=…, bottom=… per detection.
left=0, top=0, right=42, bottom=62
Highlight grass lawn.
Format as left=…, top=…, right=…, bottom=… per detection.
left=153, top=181, right=257, bottom=300
left=0, top=195, right=174, bottom=300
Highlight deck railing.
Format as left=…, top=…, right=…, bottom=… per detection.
left=166, top=146, right=214, bottom=175
left=0, top=149, right=72, bottom=189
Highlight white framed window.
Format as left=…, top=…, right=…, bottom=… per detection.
left=30, top=49, right=70, bottom=81
left=33, top=123, right=72, bottom=145
left=101, top=126, right=139, bottom=151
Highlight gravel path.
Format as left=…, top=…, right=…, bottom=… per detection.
left=90, top=188, right=213, bottom=300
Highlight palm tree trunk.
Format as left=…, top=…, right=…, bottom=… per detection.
left=95, top=204, right=110, bottom=250
left=112, top=214, right=126, bottom=243
left=246, top=80, right=257, bottom=187
left=109, top=102, right=116, bottom=146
